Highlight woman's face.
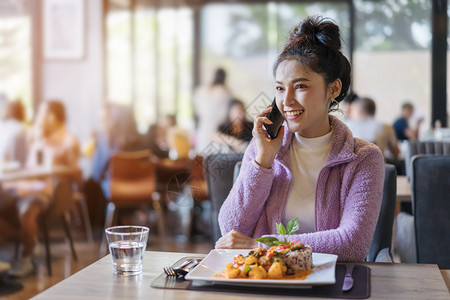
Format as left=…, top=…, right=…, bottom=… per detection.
left=229, top=103, right=245, bottom=122
left=35, top=103, right=57, bottom=137
left=275, top=60, right=339, bottom=138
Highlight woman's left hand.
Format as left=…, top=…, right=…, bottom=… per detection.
left=215, top=230, right=258, bottom=249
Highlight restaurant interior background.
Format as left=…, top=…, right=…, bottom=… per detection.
left=0, top=0, right=450, bottom=298
left=0, top=0, right=449, bottom=152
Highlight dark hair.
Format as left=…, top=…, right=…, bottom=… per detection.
left=4, top=100, right=25, bottom=122
left=273, top=16, right=351, bottom=106
left=212, top=68, right=226, bottom=86
left=402, top=102, right=414, bottom=110
left=357, top=97, right=376, bottom=117
left=228, top=98, right=244, bottom=111
left=47, top=100, right=66, bottom=124
left=226, top=98, right=245, bottom=120
left=342, top=92, right=358, bottom=104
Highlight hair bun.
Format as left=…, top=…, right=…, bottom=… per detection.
left=289, top=16, right=341, bottom=52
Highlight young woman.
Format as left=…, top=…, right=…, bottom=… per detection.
left=216, top=16, right=384, bottom=262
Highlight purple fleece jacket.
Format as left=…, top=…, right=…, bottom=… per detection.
left=218, top=116, right=384, bottom=261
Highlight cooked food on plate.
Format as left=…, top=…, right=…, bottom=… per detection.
left=214, top=242, right=313, bottom=280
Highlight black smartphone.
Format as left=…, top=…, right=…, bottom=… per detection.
left=263, top=98, right=284, bottom=139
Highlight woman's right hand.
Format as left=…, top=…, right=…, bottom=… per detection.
left=252, top=106, right=285, bottom=169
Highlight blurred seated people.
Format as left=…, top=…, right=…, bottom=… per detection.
left=91, top=103, right=143, bottom=199
left=1, top=100, right=79, bottom=277
left=143, top=114, right=182, bottom=159
left=212, top=99, right=253, bottom=153
left=337, top=92, right=357, bottom=124
left=346, top=97, right=400, bottom=161
left=0, top=100, right=28, bottom=168
left=165, top=115, right=192, bottom=160
left=393, top=102, right=423, bottom=142
left=145, top=123, right=169, bottom=159
left=194, top=68, right=233, bottom=154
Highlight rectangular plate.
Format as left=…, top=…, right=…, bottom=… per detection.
left=185, top=249, right=337, bottom=288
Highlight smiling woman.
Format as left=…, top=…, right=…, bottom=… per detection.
left=216, top=16, right=385, bottom=262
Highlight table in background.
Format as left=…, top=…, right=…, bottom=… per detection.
left=396, top=175, right=411, bottom=215
left=33, top=251, right=449, bottom=300
left=0, top=166, right=81, bottom=182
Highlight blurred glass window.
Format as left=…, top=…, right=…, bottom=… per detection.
left=0, top=2, right=31, bottom=118
left=353, top=0, right=432, bottom=128
left=105, top=1, right=193, bottom=133
left=201, top=2, right=350, bottom=120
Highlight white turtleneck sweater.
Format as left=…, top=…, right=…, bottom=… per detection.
left=284, top=130, right=333, bottom=233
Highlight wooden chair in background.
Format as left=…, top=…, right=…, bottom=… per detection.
left=99, top=150, right=165, bottom=255
left=41, top=176, right=78, bottom=276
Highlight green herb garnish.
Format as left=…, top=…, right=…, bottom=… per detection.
left=255, top=217, right=299, bottom=247
left=244, top=264, right=252, bottom=275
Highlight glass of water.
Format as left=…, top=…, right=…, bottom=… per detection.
left=105, top=225, right=149, bottom=276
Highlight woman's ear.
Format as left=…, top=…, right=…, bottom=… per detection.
left=328, top=79, right=342, bottom=99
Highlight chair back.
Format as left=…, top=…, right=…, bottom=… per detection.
left=109, top=150, right=156, bottom=206
left=204, top=153, right=244, bottom=245
left=46, top=176, right=74, bottom=216
left=405, top=141, right=450, bottom=178
left=367, top=164, right=397, bottom=262
left=411, top=155, right=450, bottom=268
left=189, top=155, right=209, bottom=202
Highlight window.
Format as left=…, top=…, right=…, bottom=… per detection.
left=201, top=2, right=350, bottom=119
left=0, top=6, right=32, bottom=118
left=106, top=3, right=133, bottom=106
left=105, top=1, right=193, bottom=132
left=353, top=0, right=432, bottom=129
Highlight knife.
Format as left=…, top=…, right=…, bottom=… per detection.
left=342, top=264, right=355, bottom=292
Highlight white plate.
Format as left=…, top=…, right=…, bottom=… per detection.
left=185, top=249, right=337, bottom=287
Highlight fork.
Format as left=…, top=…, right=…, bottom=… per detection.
left=163, top=260, right=193, bottom=277
left=174, top=260, right=201, bottom=277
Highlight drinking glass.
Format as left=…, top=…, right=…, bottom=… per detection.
left=105, top=225, right=149, bottom=276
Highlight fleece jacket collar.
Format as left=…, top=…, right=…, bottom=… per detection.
left=276, top=116, right=356, bottom=168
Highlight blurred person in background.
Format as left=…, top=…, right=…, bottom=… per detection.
left=0, top=93, right=7, bottom=127
left=347, top=97, right=400, bottom=162
left=160, top=114, right=191, bottom=160
left=1, top=100, right=79, bottom=277
left=393, top=102, right=423, bottom=142
left=90, top=103, right=143, bottom=200
left=0, top=100, right=28, bottom=168
left=212, top=99, right=253, bottom=153
left=193, top=68, right=233, bottom=153
left=167, top=128, right=192, bottom=161
left=145, top=123, right=169, bottom=159
left=338, top=92, right=357, bottom=123
left=0, top=101, right=28, bottom=256
left=143, top=114, right=179, bottom=159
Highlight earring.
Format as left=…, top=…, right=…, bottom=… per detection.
left=330, top=98, right=339, bottom=110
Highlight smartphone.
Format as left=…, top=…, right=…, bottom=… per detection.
left=263, top=98, right=284, bottom=139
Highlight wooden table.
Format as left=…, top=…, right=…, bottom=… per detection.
left=395, top=175, right=412, bottom=218
left=33, top=251, right=449, bottom=299
left=396, top=175, right=411, bottom=202
left=0, top=166, right=81, bottom=182
left=441, top=270, right=450, bottom=292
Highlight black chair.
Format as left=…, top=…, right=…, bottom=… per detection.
left=366, top=164, right=397, bottom=262
left=203, top=153, right=243, bottom=246
left=411, top=155, right=450, bottom=268
left=404, top=141, right=450, bottom=178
